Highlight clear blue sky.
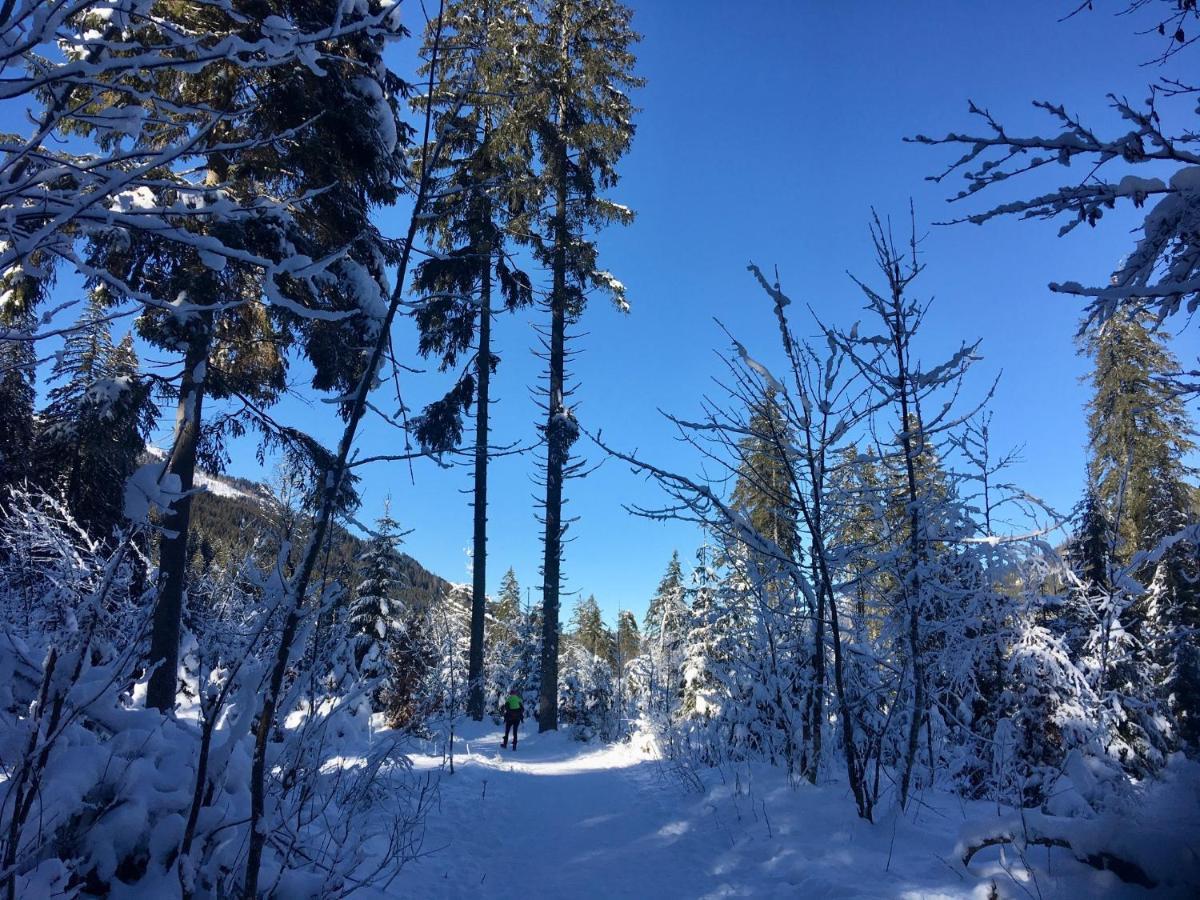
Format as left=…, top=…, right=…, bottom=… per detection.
left=249, top=0, right=1195, bottom=623
left=47, top=1, right=1198, bottom=625
left=357, top=0, right=1198, bottom=624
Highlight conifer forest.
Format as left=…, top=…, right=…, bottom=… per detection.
left=2, top=1, right=1200, bottom=897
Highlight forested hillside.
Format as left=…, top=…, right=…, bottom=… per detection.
left=178, top=459, right=451, bottom=615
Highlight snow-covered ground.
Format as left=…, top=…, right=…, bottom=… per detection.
left=380, top=723, right=1199, bottom=899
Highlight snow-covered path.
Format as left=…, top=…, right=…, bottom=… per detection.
left=388, top=722, right=1192, bottom=899
left=402, top=724, right=724, bottom=898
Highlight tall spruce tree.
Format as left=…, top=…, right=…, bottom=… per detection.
left=1084, top=313, right=1195, bottom=562
left=1082, top=311, right=1198, bottom=755
left=485, top=567, right=524, bottom=708
left=531, top=0, right=641, bottom=731
left=411, top=0, right=537, bottom=721
left=490, top=567, right=524, bottom=654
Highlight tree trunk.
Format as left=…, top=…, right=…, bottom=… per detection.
left=538, top=20, right=569, bottom=733
left=146, top=322, right=209, bottom=712
left=467, top=255, right=491, bottom=720
left=893, top=301, right=926, bottom=812
left=538, top=252, right=566, bottom=733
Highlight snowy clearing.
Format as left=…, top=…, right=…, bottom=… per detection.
left=382, top=722, right=1200, bottom=899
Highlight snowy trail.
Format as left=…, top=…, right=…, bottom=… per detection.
left=388, top=722, right=1190, bottom=899
left=402, top=725, right=724, bottom=898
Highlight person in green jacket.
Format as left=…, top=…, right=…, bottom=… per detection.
left=501, top=689, right=524, bottom=750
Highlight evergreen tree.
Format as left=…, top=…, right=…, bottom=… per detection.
left=350, top=505, right=406, bottom=695
left=33, top=293, right=155, bottom=541
left=559, top=639, right=616, bottom=741
left=615, top=609, right=641, bottom=675
left=828, top=446, right=889, bottom=642
left=730, top=394, right=800, bottom=566
left=490, top=567, right=524, bottom=650
left=532, top=0, right=641, bottom=731
left=613, top=608, right=640, bottom=728
left=1084, top=312, right=1195, bottom=563
left=681, top=543, right=724, bottom=721
left=570, top=593, right=611, bottom=662
left=1081, top=312, right=1197, bottom=759
left=411, top=0, right=537, bottom=721
left=511, top=599, right=544, bottom=714
left=382, top=611, right=436, bottom=731
left=644, top=551, right=690, bottom=721
left=485, top=567, right=524, bottom=711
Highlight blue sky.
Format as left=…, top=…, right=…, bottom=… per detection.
left=337, top=0, right=1194, bottom=624
left=33, top=0, right=1196, bottom=626
left=264, top=0, right=1194, bottom=624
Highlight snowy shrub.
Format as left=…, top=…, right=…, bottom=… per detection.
left=0, top=487, right=432, bottom=897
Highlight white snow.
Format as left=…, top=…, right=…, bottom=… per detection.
left=365, top=723, right=1200, bottom=899
left=142, top=446, right=257, bottom=502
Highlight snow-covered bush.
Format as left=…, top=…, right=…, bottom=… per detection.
left=0, top=486, right=431, bottom=897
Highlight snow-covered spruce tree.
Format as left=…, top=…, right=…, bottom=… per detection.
left=424, top=584, right=473, bottom=766
left=382, top=607, right=437, bottom=732
left=1076, top=310, right=1197, bottom=763
left=679, top=542, right=739, bottom=761
left=350, top=504, right=407, bottom=703
left=571, top=594, right=613, bottom=662
left=530, top=0, right=641, bottom=731
left=642, top=551, right=690, bottom=725
left=560, top=592, right=618, bottom=740
left=611, top=609, right=640, bottom=732
left=72, top=0, right=409, bottom=713
left=410, top=0, right=537, bottom=722
left=485, top=567, right=525, bottom=711
left=1058, top=489, right=1160, bottom=777
left=510, top=597, right=544, bottom=717
left=33, top=292, right=155, bottom=543
left=559, top=641, right=618, bottom=741
left=1084, top=312, right=1195, bottom=564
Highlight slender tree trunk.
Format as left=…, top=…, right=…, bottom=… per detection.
left=538, top=28, right=569, bottom=732
left=467, top=254, right=492, bottom=720
left=892, top=304, right=926, bottom=812
left=146, top=322, right=210, bottom=712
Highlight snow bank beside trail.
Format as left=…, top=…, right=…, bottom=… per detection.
left=386, top=726, right=1198, bottom=899
left=957, top=754, right=1200, bottom=894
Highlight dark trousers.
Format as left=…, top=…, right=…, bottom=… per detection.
left=503, top=716, right=520, bottom=747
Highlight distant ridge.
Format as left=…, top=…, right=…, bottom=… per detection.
left=141, top=449, right=451, bottom=611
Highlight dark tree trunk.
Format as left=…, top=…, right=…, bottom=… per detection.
left=467, top=256, right=491, bottom=720
left=146, top=322, right=209, bottom=712
left=537, top=245, right=566, bottom=733
left=538, top=26, right=569, bottom=732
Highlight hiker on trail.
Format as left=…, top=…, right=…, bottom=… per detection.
left=501, top=690, right=524, bottom=750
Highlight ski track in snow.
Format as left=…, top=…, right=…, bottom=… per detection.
left=374, top=722, right=1184, bottom=900
left=400, top=726, right=722, bottom=899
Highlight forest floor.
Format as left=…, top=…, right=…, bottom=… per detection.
left=376, top=721, right=1197, bottom=899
